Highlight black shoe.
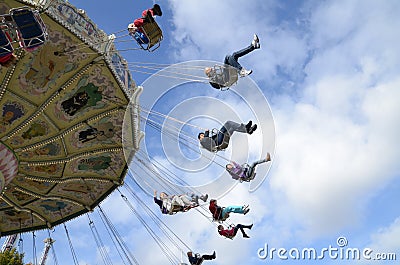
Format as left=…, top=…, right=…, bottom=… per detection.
left=212, top=251, right=216, bottom=259
left=152, top=4, right=162, bottom=16
left=248, top=124, right=257, bottom=134
left=243, top=234, right=250, bottom=238
left=245, top=120, right=252, bottom=132
left=144, top=10, right=155, bottom=23
left=200, top=194, right=208, bottom=202
left=248, top=224, right=253, bottom=229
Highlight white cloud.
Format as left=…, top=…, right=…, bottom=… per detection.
left=166, top=0, right=400, bottom=242
left=268, top=0, right=400, bottom=239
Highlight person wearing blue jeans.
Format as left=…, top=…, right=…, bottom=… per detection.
left=204, top=34, right=261, bottom=89
left=198, top=120, right=257, bottom=152
left=209, top=199, right=249, bottom=221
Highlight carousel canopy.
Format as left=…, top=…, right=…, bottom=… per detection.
left=0, top=0, right=140, bottom=236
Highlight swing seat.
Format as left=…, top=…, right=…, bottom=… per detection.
left=239, top=163, right=256, bottom=182
left=168, top=204, right=182, bottom=215
left=211, top=128, right=230, bottom=152
left=10, top=7, right=48, bottom=51
left=209, top=65, right=239, bottom=90
left=0, top=27, right=13, bottom=57
left=213, top=212, right=230, bottom=223
left=136, top=21, right=163, bottom=52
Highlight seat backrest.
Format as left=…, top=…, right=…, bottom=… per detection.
left=210, top=65, right=238, bottom=89
left=0, top=28, right=13, bottom=54
left=216, top=134, right=230, bottom=151
left=223, top=66, right=238, bottom=87
left=141, top=22, right=163, bottom=51
left=169, top=204, right=183, bottom=214
left=10, top=7, right=47, bottom=50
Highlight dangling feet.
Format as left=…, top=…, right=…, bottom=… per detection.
left=212, top=251, right=216, bottom=259
left=200, top=194, right=208, bottom=202
left=245, top=120, right=252, bottom=132
left=266, top=152, right=271, bottom=162
left=152, top=4, right=163, bottom=16
left=243, top=205, right=250, bottom=215
left=247, top=224, right=254, bottom=230
left=243, top=233, right=250, bottom=238
left=239, top=68, right=252, bottom=77
left=252, top=34, right=260, bottom=49
left=247, top=124, right=258, bottom=134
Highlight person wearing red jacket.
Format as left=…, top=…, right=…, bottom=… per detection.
left=217, top=223, right=253, bottom=239
left=133, top=4, right=162, bottom=28
left=129, top=4, right=162, bottom=44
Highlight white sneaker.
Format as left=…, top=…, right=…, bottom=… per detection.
left=239, top=69, right=252, bottom=77
left=252, top=34, right=260, bottom=49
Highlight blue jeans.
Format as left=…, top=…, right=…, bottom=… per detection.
left=134, top=31, right=149, bottom=44
left=216, top=121, right=247, bottom=145
left=224, top=44, right=255, bottom=70
left=221, top=205, right=244, bottom=217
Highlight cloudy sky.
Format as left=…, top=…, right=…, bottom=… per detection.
left=4, top=0, right=400, bottom=264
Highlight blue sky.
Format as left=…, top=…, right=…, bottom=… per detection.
left=2, top=0, right=400, bottom=264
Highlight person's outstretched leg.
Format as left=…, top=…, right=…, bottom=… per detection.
left=224, top=34, right=260, bottom=76
left=236, top=224, right=250, bottom=238
left=223, top=121, right=247, bottom=135
left=246, top=153, right=271, bottom=178
left=224, top=44, right=255, bottom=70
left=232, top=45, right=256, bottom=62
left=221, top=206, right=245, bottom=216
left=171, top=195, right=185, bottom=207
left=180, top=195, right=196, bottom=206
left=201, top=251, right=216, bottom=260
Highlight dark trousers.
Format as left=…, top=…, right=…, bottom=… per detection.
left=234, top=224, right=250, bottom=236
left=216, top=121, right=247, bottom=145
left=224, top=44, right=255, bottom=70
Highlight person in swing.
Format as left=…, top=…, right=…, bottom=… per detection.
left=153, top=190, right=208, bottom=215
left=128, top=4, right=162, bottom=44
left=197, top=120, right=257, bottom=152
left=226, top=152, right=271, bottom=181
left=217, top=223, right=253, bottom=239
left=204, top=34, right=260, bottom=89
left=187, top=251, right=216, bottom=265
left=209, top=199, right=249, bottom=221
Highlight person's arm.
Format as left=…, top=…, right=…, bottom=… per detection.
left=219, top=228, right=229, bottom=237
left=231, top=161, right=240, bottom=167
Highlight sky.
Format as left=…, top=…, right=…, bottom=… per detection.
left=2, top=0, right=400, bottom=264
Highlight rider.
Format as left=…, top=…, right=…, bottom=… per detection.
left=217, top=223, right=253, bottom=239
left=197, top=120, right=257, bottom=152
left=129, top=4, right=162, bottom=44
left=226, top=153, right=271, bottom=181
left=187, top=251, right=216, bottom=265
left=154, top=190, right=207, bottom=214
left=209, top=199, right=249, bottom=221
left=204, top=34, right=260, bottom=89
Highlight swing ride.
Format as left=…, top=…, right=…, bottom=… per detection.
left=0, top=0, right=140, bottom=236
left=0, top=0, right=275, bottom=264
